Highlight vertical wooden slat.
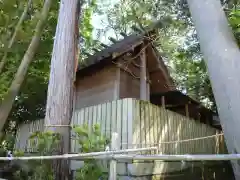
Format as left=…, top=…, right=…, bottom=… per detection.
left=133, top=99, right=140, bottom=149
left=182, top=116, right=186, bottom=154
left=96, top=104, right=102, bottom=135
left=198, top=121, right=201, bottom=153
left=145, top=102, right=150, bottom=151
left=176, top=113, right=181, bottom=154
left=193, top=120, right=197, bottom=153
left=71, top=111, right=75, bottom=153
left=201, top=123, right=205, bottom=154
left=151, top=103, right=156, bottom=154
left=148, top=102, right=153, bottom=152
left=101, top=102, right=107, bottom=137
left=88, top=106, right=93, bottom=132
left=173, top=113, right=178, bottom=155
left=111, top=100, right=117, bottom=133
left=73, top=111, right=78, bottom=152
left=166, top=108, right=171, bottom=154
left=116, top=99, right=122, bottom=149
left=79, top=108, right=84, bottom=125
left=189, top=119, right=193, bottom=154
left=140, top=101, right=145, bottom=151
left=84, top=107, right=89, bottom=126
left=149, top=102, right=154, bottom=154
left=157, top=105, right=163, bottom=153
left=168, top=110, right=174, bottom=154
left=197, top=122, right=201, bottom=153
left=152, top=104, right=157, bottom=153
left=159, top=108, right=165, bottom=153
left=27, top=122, right=31, bottom=152
left=92, top=106, right=97, bottom=127
left=106, top=102, right=112, bottom=138
left=122, top=99, right=128, bottom=150
left=109, top=133, right=119, bottom=180
left=161, top=96, right=165, bottom=108
left=127, top=98, right=133, bottom=150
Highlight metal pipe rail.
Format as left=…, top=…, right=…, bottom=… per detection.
left=0, top=147, right=157, bottom=161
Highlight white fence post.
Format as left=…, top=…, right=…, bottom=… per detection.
left=109, top=132, right=119, bottom=180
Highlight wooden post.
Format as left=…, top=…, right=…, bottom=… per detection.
left=140, top=46, right=148, bottom=100
left=198, top=112, right=201, bottom=121
left=146, top=71, right=150, bottom=101
left=109, top=133, right=119, bottom=180
left=114, top=68, right=120, bottom=100
left=185, top=104, right=189, bottom=117
left=161, top=96, right=165, bottom=108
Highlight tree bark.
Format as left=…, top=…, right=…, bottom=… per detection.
left=44, top=0, right=80, bottom=179
left=0, top=0, right=52, bottom=133
left=0, top=0, right=33, bottom=74
left=186, top=0, right=240, bottom=179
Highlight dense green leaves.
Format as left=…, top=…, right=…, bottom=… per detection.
left=73, top=124, right=109, bottom=180
left=0, top=0, right=96, bottom=132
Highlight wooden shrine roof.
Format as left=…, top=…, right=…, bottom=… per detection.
left=76, top=21, right=163, bottom=74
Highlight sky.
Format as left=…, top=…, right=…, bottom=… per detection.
left=91, top=0, right=119, bottom=44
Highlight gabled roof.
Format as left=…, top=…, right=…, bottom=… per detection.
left=77, top=21, right=162, bottom=72
left=78, top=34, right=143, bottom=69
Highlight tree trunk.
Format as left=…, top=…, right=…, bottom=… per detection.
left=44, top=0, right=80, bottom=179
left=0, top=0, right=52, bottom=133
left=0, top=0, right=33, bottom=74
left=186, top=0, right=240, bottom=178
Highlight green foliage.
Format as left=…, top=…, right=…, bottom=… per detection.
left=13, top=131, right=60, bottom=180
left=103, top=0, right=240, bottom=111
left=98, top=0, right=240, bottom=112
left=79, top=0, right=103, bottom=62
left=229, top=6, right=240, bottom=46
left=73, top=124, right=109, bottom=180
left=5, top=124, right=109, bottom=180
left=0, top=0, right=59, bottom=129
left=80, top=0, right=97, bottom=46
left=28, top=131, right=61, bottom=154
left=0, top=0, right=97, bottom=132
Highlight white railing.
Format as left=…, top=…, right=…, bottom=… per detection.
left=1, top=132, right=236, bottom=180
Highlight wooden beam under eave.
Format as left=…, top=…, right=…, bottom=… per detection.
left=165, top=104, right=186, bottom=108
left=92, top=48, right=100, bottom=53
left=100, top=43, right=109, bottom=48
left=131, top=25, right=144, bottom=34
left=109, top=37, right=118, bottom=43
left=82, top=52, right=92, bottom=56
left=120, top=32, right=128, bottom=37
left=140, top=45, right=148, bottom=101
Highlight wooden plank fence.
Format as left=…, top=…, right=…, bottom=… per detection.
left=14, top=98, right=228, bottom=179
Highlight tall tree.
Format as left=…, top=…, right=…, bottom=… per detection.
left=44, top=0, right=80, bottom=179
left=0, top=0, right=53, bottom=135
left=186, top=0, right=240, bottom=178
left=0, top=0, right=33, bottom=74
